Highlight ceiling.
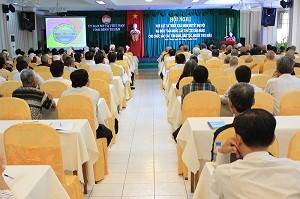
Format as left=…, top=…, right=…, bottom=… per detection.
left=2, top=0, right=284, bottom=11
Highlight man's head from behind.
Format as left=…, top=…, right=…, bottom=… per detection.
left=233, top=109, right=276, bottom=155
left=175, top=54, right=186, bottom=64
left=230, top=57, right=238, bottom=67
left=64, top=57, right=75, bottom=67
left=16, top=60, right=28, bottom=72
left=169, top=49, right=176, bottom=56
left=228, top=83, right=254, bottom=115
left=193, top=66, right=208, bottom=83
left=235, top=65, right=251, bottom=83
left=85, top=51, right=94, bottom=60
left=94, top=53, right=105, bottom=64
left=70, top=69, right=89, bottom=88
left=108, top=52, right=117, bottom=63
left=276, top=56, right=295, bottom=75
left=50, top=61, right=64, bottom=77
left=212, top=49, right=219, bottom=57
left=20, top=69, right=37, bottom=87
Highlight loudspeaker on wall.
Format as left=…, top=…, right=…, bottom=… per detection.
left=261, top=7, right=277, bottom=27
left=20, top=12, right=35, bottom=31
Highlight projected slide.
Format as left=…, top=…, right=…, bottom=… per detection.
left=45, top=17, right=86, bottom=49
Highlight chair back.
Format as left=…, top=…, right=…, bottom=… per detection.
left=249, top=75, right=272, bottom=89
left=220, top=64, right=230, bottom=71
left=111, top=65, right=122, bottom=76
left=89, top=70, right=110, bottom=84
left=89, top=79, right=111, bottom=111
left=215, top=127, right=235, bottom=149
left=242, top=63, right=257, bottom=70
left=116, top=60, right=130, bottom=75
left=4, top=123, right=67, bottom=188
left=62, top=71, right=71, bottom=80
left=182, top=91, right=221, bottom=123
left=0, top=97, right=31, bottom=120
left=237, top=59, right=245, bottom=66
left=178, top=77, right=193, bottom=96
left=293, top=67, right=300, bottom=75
left=280, top=90, right=300, bottom=116
left=7, top=72, right=16, bottom=80
left=211, top=76, right=237, bottom=95
left=57, top=94, right=96, bottom=135
left=168, top=69, right=183, bottom=90
left=263, top=69, right=276, bottom=76
left=252, top=58, right=264, bottom=66
left=40, top=81, right=69, bottom=98
left=74, top=62, right=80, bottom=68
left=251, top=64, right=260, bottom=74
left=0, top=80, right=22, bottom=97
left=207, top=68, right=224, bottom=80
left=269, top=137, right=279, bottom=158
left=239, top=55, right=248, bottom=60
left=252, top=92, right=274, bottom=114
left=226, top=68, right=236, bottom=78
left=28, top=63, right=37, bottom=69
left=198, top=59, right=206, bottom=66
left=263, top=62, right=277, bottom=72
left=36, top=72, right=52, bottom=81
left=79, top=65, right=90, bottom=71
left=166, top=60, right=176, bottom=70
left=34, top=66, right=50, bottom=73
left=206, top=59, right=223, bottom=68
left=201, top=53, right=208, bottom=61
left=287, top=130, right=300, bottom=160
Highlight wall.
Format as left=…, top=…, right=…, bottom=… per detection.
left=240, top=11, right=261, bottom=45
left=289, top=0, right=300, bottom=50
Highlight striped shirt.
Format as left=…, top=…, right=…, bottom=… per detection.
left=181, top=82, right=218, bottom=102
left=12, top=87, right=53, bottom=120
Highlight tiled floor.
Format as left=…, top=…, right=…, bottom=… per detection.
left=85, top=70, right=193, bottom=199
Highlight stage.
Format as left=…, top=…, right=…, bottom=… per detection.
left=138, top=57, right=159, bottom=69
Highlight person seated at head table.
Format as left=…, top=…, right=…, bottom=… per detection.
left=46, top=61, right=72, bottom=88
left=212, top=108, right=300, bottom=199
left=265, top=56, right=300, bottom=116
left=176, top=59, right=198, bottom=89
left=12, top=69, right=56, bottom=120
left=181, top=65, right=217, bottom=102
left=61, top=69, right=113, bottom=146
left=89, top=53, right=113, bottom=83
left=221, top=66, right=263, bottom=105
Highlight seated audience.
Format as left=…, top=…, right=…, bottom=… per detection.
left=260, top=50, right=276, bottom=72
left=46, top=61, right=72, bottom=88
left=238, top=47, right=248, bottom=57
left=221, top=65, right=262, bottom=104
left=64, top=57, right=77, bottom=72
left=224, top=45, right=232, bottom=55
left=90, top=53, right=113, bottom=82
left=176, top=60, right=198, bottom=89
left=265, top=56, right=300, bottom=115
left=12, top=69, right=55, bottom=120
left=108, top=52, right=128, bottom=84
left=181, top=65, right=217, bottom=102
left=169, top=54, right=186, bottom=71
left=80, top=51, right=95, bottom=66
left=224, top=57, right=238, bottom=73
left=74, top=52, right=82, bottom=63
left=0, top=57, right=10, bottom=79
left=38, top=55, right=50, bottom=67
left=61, top=69, right=113, bottom=145
left=212, top=109, right=300, bottom=199
left=285, top=49, right=300, bottom=75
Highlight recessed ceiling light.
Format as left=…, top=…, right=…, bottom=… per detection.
left=145, top=0, right=153, bottom=2
left=96, top=1, right=105, bottom=4
left=192, top=0, right=200, bottom=2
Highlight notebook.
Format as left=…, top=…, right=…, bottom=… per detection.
left=207, top=121, right=226, bottom=129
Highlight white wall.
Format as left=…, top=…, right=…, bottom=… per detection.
left=289, top=0, right=300, bottom=50
left=240, top=11, right=262, bottom=45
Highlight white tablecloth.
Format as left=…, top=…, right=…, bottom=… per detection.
left=6, top=165, right=70, bottom=199
left=168, top=96, right=182, bottom=130
left=193, top=162, right=218, bottom=199
left=0, top=119, right=99, bottom=185
left=109, top=84, right=120, bottom=116
left=177, top=116, right=300, bottom=173
left=112, top=76, right=125, bottom=103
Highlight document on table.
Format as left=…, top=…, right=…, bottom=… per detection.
left=49, top=122, right=74, bottom=133
left=207, top=121, right=226, bottom=129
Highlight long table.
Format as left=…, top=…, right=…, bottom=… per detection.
left=0, top=119, right=99, bottom=186
left=6, top=165, right=70, bottom=199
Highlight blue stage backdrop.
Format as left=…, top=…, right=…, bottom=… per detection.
left=143, top=9, right=240, bottom=57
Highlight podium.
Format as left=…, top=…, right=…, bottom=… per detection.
left=220, top=41, right=235, bottom=47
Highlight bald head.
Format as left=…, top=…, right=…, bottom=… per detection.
left=244, top=55, right=253, bottom=63
left=266, top=50, right=275, bottom=60
left=230, top=57, right=238, bottom=66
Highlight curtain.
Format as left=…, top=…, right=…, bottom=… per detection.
left=126, top=11, right=144, bottom=58
left=69, top=11, right=127, bottom=49
left=143, top=9, right=240, bottom=57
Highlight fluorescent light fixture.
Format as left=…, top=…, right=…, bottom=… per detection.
left=96, top=1, right=105, bottom=4
left=192, top=0, right=200, bottom=2
left=145, top=0, right=153, bottom=2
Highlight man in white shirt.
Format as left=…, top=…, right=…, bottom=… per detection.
left=265, top=56, right=300, bottom=115
left=90, top=53, right=113, bottom=83
left=224, top=57, right=238, bottom=74
left=221, top=65, right=263, bottom=104
left=163, top=54, right=186, bottom=86
left=79, top=51, right=95, bottom=67
left=108, top=52, right=128, bottom=84
left=64, top=57, right=77, bottom=72
left=199, top=43, right=212, bottom=54
left=212, top=108, right=300, bottom=199
left=46, top=61, right=72, bottom=88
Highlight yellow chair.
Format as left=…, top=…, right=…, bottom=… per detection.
left=251, top=64, right=260, bottom=74
left=220, top=64, right=230, bottom=71
left=293, top=67, right=300, bottom=75
left=7, top=72, right=17, bottom=80
left=178, top=77, right=193, bottom=96
left=287, top=130, right=300, bottom=160
left=237, top=58, right=245, bottom=66
left=79, top=65, right=90, bottom=71
left=249, top=75, right=272, bottom=90
left=207, top=68, right=224, bottom=80
left=57, top=95, right=108, bottom=182
left=34, top=66, right=50, bottom=73
left=0, top=80, right=22, bottom=97
left=211, top=76, right=237, bottom=95
left=36, top=72, right=53, bottom=81
left=168, top=69, right=183, bottom=92
left=89, top=70, right=110, bottom=84
left=62, top=71, right=71, bottom=80
left=206, top=59, right=223, bottom=68
left=4, top=123, right=83, bottom=199
left=198, top=59, right=206, bottom=66
left=111, top=65, right=122, bottom=76
left=262, top=62, right=277, bottom=73
left=215, top=127, right=235, bottom=149
left=166, top=59, right=176, bottom=70
left=40, top=81, right=69, bottom=98
left=179, top=91, right=221, bottom=179
left=280, top=91, right=300, bottom=116
left=28, top=63, right=37, bottom=69
left=89, top=79, right=116, bottom=144
left=74, top=62, right=80, bottom=68
left=200, top=53, right=208, bottom=61
left=239, top=55, right=248, bottom=60
left=226, top=68, right=236, bottom=79
left=263, top=69, right=276, bottom=76
left=0, top=97, right=31, bottom=120
left=252, top=92, right=274, bottom=114
left=126, top=52, right=133, bottom=56
left=115, top=60, right=132, bottom=99
left=252, top=58, right=264, bottom=67
left=243, top=62, right=257, bottom=70
left=269, top=137, right=279, bottom=158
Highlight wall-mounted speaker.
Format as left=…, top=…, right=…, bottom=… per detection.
left=20, top=12, right=35, bottom=31
left=2, top=5, right=9, bottom=13
left=261, top=7, right=277, bottom=27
